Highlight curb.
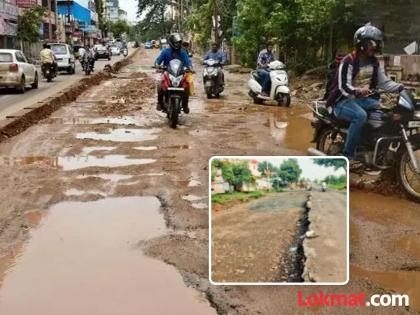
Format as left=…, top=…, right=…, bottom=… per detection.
left=0, top=48, right=140, bottom=144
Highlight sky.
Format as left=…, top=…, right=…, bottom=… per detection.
left=262, top=158, right=347, bottom=181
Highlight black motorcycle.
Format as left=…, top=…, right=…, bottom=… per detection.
left=203, top=58, right=224, bottom=99
left=157, top=59, right=191, bottom=128
left=309, top=90, right=420, bottom=202
left=81, top=56, right=94, bottom=75
left=41, top=62, right=56, bottom=82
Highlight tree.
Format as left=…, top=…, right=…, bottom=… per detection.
left=277, top=159, right=302, bottom=183
left=221, top=161, right=252, bottom=191
left=314, top=158, right=347, bottom=170
left=108, top=20, right=130, bottom=38
left=137, top=0, right=173, bottom=39
left=257, top=161, right=277, bottom=175
left=95, top=0, right=106, bottom=37
left=17, top=6, right=46, bottom=43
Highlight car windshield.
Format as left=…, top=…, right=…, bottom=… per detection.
left=50, top=45, right=67, bottom=55
left=0, top=53, right=13, bottom=63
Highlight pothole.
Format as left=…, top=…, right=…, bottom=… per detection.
left=0, top=197, right=216, bottom=315
left=76, top=128, right=160, bottom=142
left=58, top=155, right=156, bottom=171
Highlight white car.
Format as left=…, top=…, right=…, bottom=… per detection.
left=109, top=46, right=120, bottom=56
left=49, top=43, right=76, bottom=74
left=0, top=49, right=38, bottom=93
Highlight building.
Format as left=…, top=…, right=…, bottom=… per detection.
left=118, top=8, right=126, bottom=21
left=0, top=0, right=18, bottom=48
left=57, top=0, right=99, bottom=45
left=357, top=1, right=420, bottom=54
left=105, top=0, right=118, bottom=22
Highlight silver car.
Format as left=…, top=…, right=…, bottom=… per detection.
left=0, top=49, right=38, bottom=93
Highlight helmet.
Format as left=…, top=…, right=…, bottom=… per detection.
left=168, top=33, right=182, bottom=50
left=354, top=23, right=383, bottom=52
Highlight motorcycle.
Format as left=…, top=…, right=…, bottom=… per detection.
left=82, top=56, right=94, bottom=75
left=248, top=60, right=291, bottom=106
left=157, top=59, right=191, bottom=128
left=309, top=90, right=420, bottom=202
left=41, top=62, right=56, bottom=82
left=203, top=58, right=224, bottom=99
left=122, top=48, right=128, bottom=57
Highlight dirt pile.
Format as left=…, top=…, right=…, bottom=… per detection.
left=96, top=74, right=156, bottom=116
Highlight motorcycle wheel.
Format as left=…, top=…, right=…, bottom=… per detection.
left=47, top=75, right=52, bottom=82
left=397, top=144, right=420, bottom=202
left=168, top=97, right=180, bottom=129
left=317, top=128, right=343, bottom=155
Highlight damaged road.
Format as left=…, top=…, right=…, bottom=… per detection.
left=0, top=48, right=418, bottom=314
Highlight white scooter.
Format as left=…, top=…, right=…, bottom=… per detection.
left=248, top=60, right=291, bottom=106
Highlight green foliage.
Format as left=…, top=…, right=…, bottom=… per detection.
left=212, top=191, right=264, bottom=204
left=233, top=0, right=365, bottom=69
left=186, top=0, right=237, bottom=48
left=17, top=6, right=46, bottom=43
left=136, top=0, right=173, bottom=40
left=323, top=174, right=347, bottom=189
left=221, top=162, right=252, bottom=189
left=257, top=161, right=276, bottom=175
left=314, top=158, right=347, bottom=170
left=108, top=20, right=130, bottom=38
left=277, top=159, right=302, bottom=183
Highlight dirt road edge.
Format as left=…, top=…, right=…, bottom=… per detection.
left=0, top=48, right=140, bottom=143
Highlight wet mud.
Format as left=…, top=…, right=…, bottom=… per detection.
left=0, top=48, right=418, bottom=315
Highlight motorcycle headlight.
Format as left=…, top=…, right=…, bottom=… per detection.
left=169, top=74, right=183, bottom=87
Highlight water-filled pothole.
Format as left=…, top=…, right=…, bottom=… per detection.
left=58, top=155, right=156, bottom=171
left=0, top=197, right=216, bottom=315
left=76, top=128, right=160, bottom=142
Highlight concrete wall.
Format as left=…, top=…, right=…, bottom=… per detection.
left=357, top=0, right=420, bottom=54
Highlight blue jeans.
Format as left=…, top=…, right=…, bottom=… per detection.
left=334, top=97, right=379, bottom=159
left=256, top=69, right=271, bottom=94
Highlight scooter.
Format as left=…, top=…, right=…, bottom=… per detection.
left=203, top=58, right=224, bottom=98
left=248, top=60, right=291, bottom=106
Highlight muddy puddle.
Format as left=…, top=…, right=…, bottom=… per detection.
left=58, top=155, right=156, bottom=171
left=49, top=116, right=149, bottom=127
left=352, top=266, right=420, bottom=311
left=268, top=110, right=314, bottom=152
left=76, top=128, right=161, bottom=142
left=0, top=197, right=216, bottom=315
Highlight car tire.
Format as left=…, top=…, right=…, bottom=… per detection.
left=17, top=76, right=25, bottom=94
left=31, top=73, right=39, bottom=89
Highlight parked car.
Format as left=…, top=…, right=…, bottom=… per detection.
left=0, top=49, right=38, bottom=93
left=109, top=46, right=121, bottom=56
left=145, top=41, right=153, bottom=49
left=49, top=43, right=76, bottom=74
left=94, top=45, right=111, bottom=60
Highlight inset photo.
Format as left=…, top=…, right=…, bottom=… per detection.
left=209, top=156, right=349, bottom=285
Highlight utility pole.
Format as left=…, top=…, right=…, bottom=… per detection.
left=213, top=0, right=219, bottom=45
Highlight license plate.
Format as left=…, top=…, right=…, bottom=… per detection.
left=168, top=87, right=184, bottom=91
left=408, top=121, right=420, bottom=128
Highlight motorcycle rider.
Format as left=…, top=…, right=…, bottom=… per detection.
left=82, top=44, right=95, bottom=72
left=39, top=43, right=57, bottom=77
left=154, top=33, right=192, bottom=113
left=256, top=41, right=277, bottom=97
left=326, top=24, right=404, bottom=160
left=203, top=42, right=226, bottom=85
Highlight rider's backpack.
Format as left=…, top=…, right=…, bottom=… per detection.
left=322, top=54, right=345, bottom=101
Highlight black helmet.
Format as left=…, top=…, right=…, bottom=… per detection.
left=354, top=23, right=383, bottom=52
left=168, top=33, right=182, bottom=50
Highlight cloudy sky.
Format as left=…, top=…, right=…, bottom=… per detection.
left=261, top=157, right=347, bottom=181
